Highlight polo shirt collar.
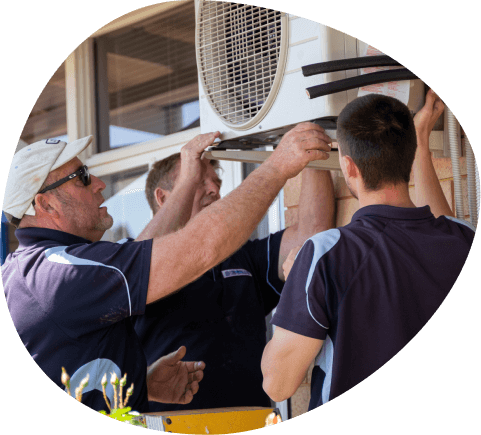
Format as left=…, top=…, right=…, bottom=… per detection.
left=15, top=227, right=92, bottom=249
left=352, top=204, right=433, bottom=222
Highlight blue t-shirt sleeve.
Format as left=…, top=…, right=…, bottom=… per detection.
left=271, top=234, right=335, bottom=341
left=33, top=238, right=152, bottom=339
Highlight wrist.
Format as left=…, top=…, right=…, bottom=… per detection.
left=261, top=158, right=289, bottom=185
left=416, top=135, right=431, bottom=151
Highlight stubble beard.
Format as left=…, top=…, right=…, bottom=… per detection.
left=59, top=193, right=114, bottom=236
left=94, top=212, right=114, bottom=232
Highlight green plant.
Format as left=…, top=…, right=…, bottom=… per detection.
left=61, top=367, right=147, bottom=428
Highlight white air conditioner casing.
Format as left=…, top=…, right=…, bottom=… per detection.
left=195, top=1, right=424, bottom=145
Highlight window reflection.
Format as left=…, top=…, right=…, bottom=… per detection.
left=94, top=0, right=199, bottom=152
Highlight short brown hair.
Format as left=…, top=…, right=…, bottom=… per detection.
left=337, top=94, right=417, bottom=190
left=145, top=153, right=221, bottom=214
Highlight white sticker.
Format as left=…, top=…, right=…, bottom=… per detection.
left=357, top=45, right=411, bottom=105
left=221, top=269, right=253, bottom=278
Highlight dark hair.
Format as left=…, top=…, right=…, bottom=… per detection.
left=145, top=152, right=220, bottom=213
left=337, top=94, right=417, bottom=191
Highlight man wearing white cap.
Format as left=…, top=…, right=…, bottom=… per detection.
left=2, top=124, right=332, bottom=413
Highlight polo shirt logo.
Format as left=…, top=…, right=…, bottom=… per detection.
left=222, top=269, right=252, bottom=278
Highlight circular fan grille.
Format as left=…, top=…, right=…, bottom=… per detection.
left=196, top=1, right=285, bottom=129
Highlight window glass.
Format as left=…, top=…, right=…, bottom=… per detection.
left=8, top=63, right=67, bottom=253
left=94, top=0, right=199, bottom=152
left=99, top=166, right=150, bottom=242
left=18, top=63, right=67, bottom=151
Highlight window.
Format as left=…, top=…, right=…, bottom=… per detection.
left=94, top=0, right=199, bottom=152
left=99, top=165, right=150, bottom=242
left=18, top=63, right=67, bottom=150
left=6, top=63, right=68, bottom=253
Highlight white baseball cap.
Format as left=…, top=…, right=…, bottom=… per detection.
left=3, top=136, right=93, bottom=225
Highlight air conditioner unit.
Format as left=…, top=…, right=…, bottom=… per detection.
left=195, top=1, right=437, bottom=168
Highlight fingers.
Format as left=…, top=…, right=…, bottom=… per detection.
left=294, top=129, right=332, bottom=147
left=432, top=95, right=445, bottom=117
left=182, top=371, right=202, bottom=404
left=184, top=360, right=206, bottom=373
left=181, top=386, right=195, bottom=404
left=425, top=89, right=444, bottom=115
left=189, top=380, right=200, bottom=396
left=182, top=132, right=220, bottom=158
left=283, top=126, right=332, bottom=158
left=192, top=132, right=220, bottom=150
left=290, top=122, right=326, bottom=134
left=187, top=368, right=204, bottom=384
left=306, top=149, right=330, bottom=161
left=162, top=346, right=187, bottom=366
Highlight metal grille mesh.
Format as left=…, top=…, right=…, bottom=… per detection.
left=197, top=1, right=283, bottom=127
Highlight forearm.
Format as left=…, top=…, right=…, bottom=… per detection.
left=261, top=328, right=322, bottom=402
left=278, top=169, right=335, bottom=279
left=298, top=169, right=335, bottom=237
left=200, top=162, right=288, bottom=252
left=146, top=121, right=332, bottom=303
left=136, top=180, right=198, bottom=241
left=146, top=162, right=288, bottom=303
left=261, top=341, right=302, bottom=402
left=412, top=139, right=453, bottom=218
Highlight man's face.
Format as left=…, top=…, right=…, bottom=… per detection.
left=174, top=160, right=222, bottom=219
left=47, top=157, right=113, bottom=241
left=190, top=161, right=222, bottom=218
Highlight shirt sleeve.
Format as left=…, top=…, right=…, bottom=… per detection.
left=271, top=235, right=332, bottom=341
left=32, top=238, right=152, bottom=339
left=443, top=215, right=477, bottom=235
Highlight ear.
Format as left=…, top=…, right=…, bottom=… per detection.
left=154, top=187, right=171, bottom=208
left=342, top=155, right=360, bottom=179
left=33, top=193, right=60, bottom=219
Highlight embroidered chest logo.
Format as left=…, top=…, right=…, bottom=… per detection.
left=222, top=269, right=253, bottom=278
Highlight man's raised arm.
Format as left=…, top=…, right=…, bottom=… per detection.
left=146, top=122, right=331, bottom=304
left=412, top=89, right=453, bottom=218
left=277, top=168, right=335, bottom=280
left=136, top=132, right=220, bottom=241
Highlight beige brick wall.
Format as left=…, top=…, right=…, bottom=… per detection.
left=283, top=155, right=470, bottom=417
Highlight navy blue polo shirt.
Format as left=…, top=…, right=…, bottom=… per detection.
left=2, top=228, right=152, bottom=412
left=272, top=205, right=475, bottom=410
left=133, top=230, right=285, bottom=411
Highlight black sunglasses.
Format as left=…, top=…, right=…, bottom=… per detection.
left=39, top=165, right=91, bottom=194
left=32, top=165, right=92, bottom=207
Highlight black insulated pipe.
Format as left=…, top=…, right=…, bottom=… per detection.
left=302, top=55, right=401, bottom=77
left=306, top=68, right=418, bottom=100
